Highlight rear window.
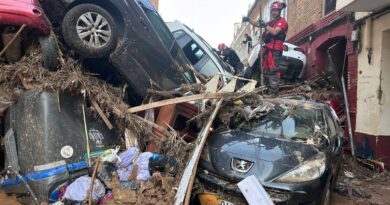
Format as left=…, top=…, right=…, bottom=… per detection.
left=182, top=41, right=205, bottom=65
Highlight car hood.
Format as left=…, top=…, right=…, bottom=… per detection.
left=202, top=130, right=321, bottom=183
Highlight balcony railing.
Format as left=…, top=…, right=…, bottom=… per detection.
left=238, top=41, right=256, bottom=63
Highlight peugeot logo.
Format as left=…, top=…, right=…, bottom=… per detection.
left=231, top=158, right=254, bottom=173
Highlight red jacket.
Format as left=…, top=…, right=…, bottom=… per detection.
left=264, top=17, right=288, bottom=51
left=262, top=17, right=288, bottom=69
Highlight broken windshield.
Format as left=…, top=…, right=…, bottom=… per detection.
left=240, top=103, right=325, bottom=141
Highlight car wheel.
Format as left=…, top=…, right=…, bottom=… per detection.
left=39, top=34, right=60, bottom=71
left=62, top=4, right=118, bottom=58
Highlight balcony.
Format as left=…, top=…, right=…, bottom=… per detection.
left=336, top=0, right=390, bottom=12
left=237, top=42, right=253, bottom=64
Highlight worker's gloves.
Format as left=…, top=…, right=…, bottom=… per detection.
left=258, top=19, right=266, bottom=28
left=242, top=16, right=250, bottom=23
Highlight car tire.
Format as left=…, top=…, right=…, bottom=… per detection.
left=39, top=35, right=60, bottom=71
left=62, top=4, right=118, bottom=58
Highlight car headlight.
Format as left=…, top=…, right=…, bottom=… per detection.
left=200, top=146, right=211, bottom=163
left=275, top=153, right=326, bottom=183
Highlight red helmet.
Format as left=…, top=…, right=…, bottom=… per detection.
left=218, top=43, right=226, bottom=51
left=271, top=1, right=286, bottom=10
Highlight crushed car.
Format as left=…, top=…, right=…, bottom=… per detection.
left=197, top=99, right=344, bottom=205
left=0, top=0, right=60, bottom=70
left=41, top=0, right=198, bottom=103
left=0, top=90, right=120, bottom=204
left=167, top=20, right=234, bottom=85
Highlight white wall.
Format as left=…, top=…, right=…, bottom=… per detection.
left=378, top=29, right=390, bottom=135
left=356, top=13, right=390, bottom=136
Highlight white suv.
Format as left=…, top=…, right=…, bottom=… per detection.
left=166, top=20, right=233, bottom=85
left=248, top=42, right=307, bottom=81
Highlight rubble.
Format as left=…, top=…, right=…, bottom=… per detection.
left=333, top=157, right=390, bottom=205
left=0, top=40, right=383, bottom=205
left=0, top=50, right=195, bottom=204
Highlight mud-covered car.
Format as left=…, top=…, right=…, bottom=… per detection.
left=0, top=90, right=120, bottom=204
left=0, top=0, right=60, bottom=70
left=198, top=99, right=344, bottom=205
left=41, top=0, right=197, bottom=102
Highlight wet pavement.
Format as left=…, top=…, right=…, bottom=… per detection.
left=0, top=190, right=387, bottom=204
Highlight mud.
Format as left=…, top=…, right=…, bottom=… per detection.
left=0, top=50, right=195, bottom=204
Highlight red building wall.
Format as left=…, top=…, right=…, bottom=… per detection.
left=286, top=12, right=357, bottom=147
left=286, top=11, right=390, bottom=169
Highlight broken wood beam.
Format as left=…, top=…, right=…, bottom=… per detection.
left=91, top=100, right=113, bottom=130
left=127, top=93, right=224, bottom=113
left=0, top=24, right=26, bottom=57
left=88, top=159, right=101, bottom=205
left=17, top=73, right=36, bottom=90
left=174, top=99, right=224, bottom=205
left=132, top=115, right=172, bottom=139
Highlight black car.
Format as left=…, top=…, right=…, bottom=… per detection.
left=42, top=0, right=196, bottom=102
left=198, top=99, right=344, bottom=205
left=0, top=90, right=120, bottom=204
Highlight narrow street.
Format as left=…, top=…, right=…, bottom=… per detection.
left=1, top=0, right=390, bottom=205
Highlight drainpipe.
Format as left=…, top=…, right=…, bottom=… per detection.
left=364, top=17, right=372, bottom=64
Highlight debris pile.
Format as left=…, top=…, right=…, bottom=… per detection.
left=0, top=50, right=197, bottom=204
left=334, top=157, right=390, bottom=205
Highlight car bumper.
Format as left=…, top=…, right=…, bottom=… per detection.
left=0, top=2, right=50, bottom=33
left=197, top=169, right=326, bottom=205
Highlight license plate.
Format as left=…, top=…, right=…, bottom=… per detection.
left=220, top=201, right=234, bottom=205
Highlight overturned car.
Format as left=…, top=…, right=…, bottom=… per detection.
left=0, top=90, right=119, bottom=204
left=41, top=0, right=197, bottom=103
left=198, top=99, right=344, bottom=205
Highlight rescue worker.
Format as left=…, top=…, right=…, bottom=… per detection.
left=243, top=1, right=288, bottom=94
left=217, top=43, right=244, bottom=75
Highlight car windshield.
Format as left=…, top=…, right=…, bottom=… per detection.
left=240, top=103, right=325, bottom=140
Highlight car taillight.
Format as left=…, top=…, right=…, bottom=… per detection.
left=294, top=47, right=305, bottom=54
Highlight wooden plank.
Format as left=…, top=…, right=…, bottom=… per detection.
left=0, top=24, right=26, bottom=57
left=17, top=73, right=35, bottom=90
left=174, top=99, right=224, bottom=205
left=127, top=93, right=223, bottom=113
left=82, top=104, right=91, bottom=167
left=237, top=175, right=274, bottom=205
left=218, top=78, right=237, bottom=93
left=91, top=100, right=113, bottom=130
left=125, top=128, right=139, bottom=149
left=133, top=115, right=171, bottom=138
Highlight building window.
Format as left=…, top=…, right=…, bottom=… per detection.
left=324, top=0, right=336, bottom=15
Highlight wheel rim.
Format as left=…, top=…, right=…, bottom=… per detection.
left=76, top=12, right=111, bottom=48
